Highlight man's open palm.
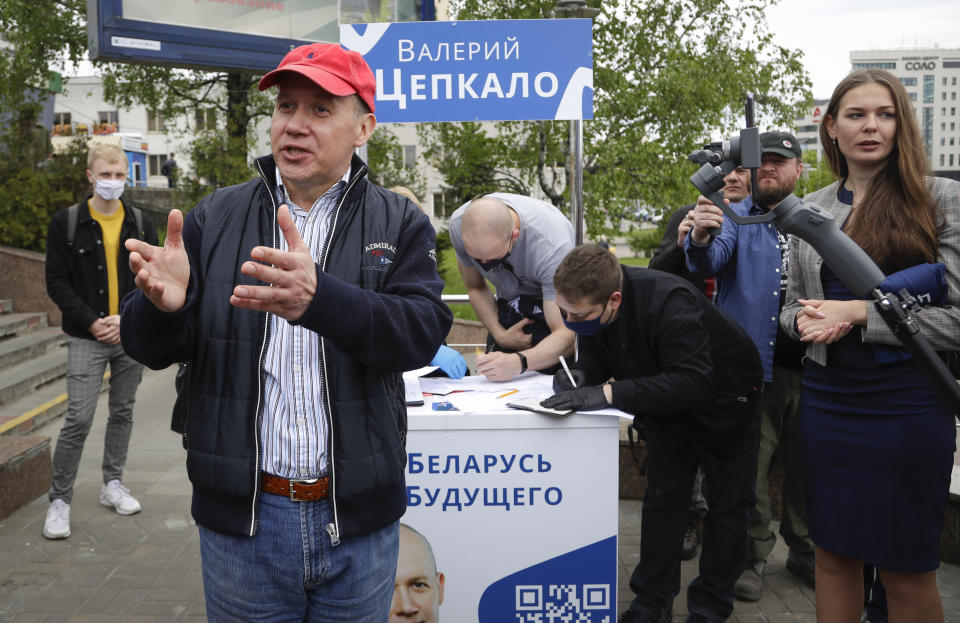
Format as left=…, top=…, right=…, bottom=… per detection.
left=126, top=209, right=190, bottom=313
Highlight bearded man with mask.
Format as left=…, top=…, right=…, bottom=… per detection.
left=542, top=244, right=762, bottom=623
left=43, top=144, right=158, bottom=540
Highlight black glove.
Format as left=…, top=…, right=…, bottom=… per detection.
left=552, top=368, right=587, bottom=393
left=540, top=386, right=608, bottom=411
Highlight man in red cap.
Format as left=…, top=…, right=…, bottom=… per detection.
left=120, top=43, right=452, bottom=622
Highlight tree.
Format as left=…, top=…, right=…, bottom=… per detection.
left=0, top=1, right=90, bottom=250
left=0, top=0, right=87, bottom=160
left=101, top=66, right=272, bottom=208
left=424, top=0, right=813, bottom=239
left=794, top=148, right=837, bottom=198
left=366, top=126, right=427, bottom=199
left=0, top=138, right=89, bottom=252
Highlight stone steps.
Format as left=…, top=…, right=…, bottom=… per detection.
left=0, top=349, right=67, bottom=407
left=0, top=326, right=65, bottom=370
left=0, top=311, right=48, bottom=338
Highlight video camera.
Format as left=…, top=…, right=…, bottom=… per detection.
left=688, top=95, right=883, bottom=298
left=686, top=95, right=960, bottom=415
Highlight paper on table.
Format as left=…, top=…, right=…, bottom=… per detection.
left=418, top=377, right=464, bottom=395
left=402, top=369, right=432, bottom=406
left=406, top=365, right=439, bottom=377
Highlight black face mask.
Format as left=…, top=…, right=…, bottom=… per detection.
left=474, top=253, right=510, bottom=272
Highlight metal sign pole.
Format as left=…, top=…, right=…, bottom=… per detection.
left=571, top=119, right=584, bottom=245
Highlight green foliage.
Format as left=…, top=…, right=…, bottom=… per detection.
left=366, top=127, right=427, bottom=198
left=429, top=0, right=812, bottom=240
left=432, top=227, right=456, bottom=283
left=0, top=1, right=271, bottom=247
left=174, top=132, right=257, bottom=212
left=625, top=228, right=663, bottom=258
left=438, top=245, right=478, bottom=321
left=0, top=0, right=87, bottom=145
left=794, top=149, right=837, bottom=198
left=0, top=138, right=89, bottom=251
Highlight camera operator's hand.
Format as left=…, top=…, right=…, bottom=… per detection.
left=677, top=210, right=694, bottom=247
left=552, top=368, right=586, bottom=393
left=541, top=385, right=609, bottom=412
left=689, top=196, right=726, bottom=245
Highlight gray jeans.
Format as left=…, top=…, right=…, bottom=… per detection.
left=49, top=337, right=143, bottom=503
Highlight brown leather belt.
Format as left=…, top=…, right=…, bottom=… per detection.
left=261, top=473, right=330, bottom=502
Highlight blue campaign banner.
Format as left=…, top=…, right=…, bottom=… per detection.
left=340, top=19, right=593, bottom=123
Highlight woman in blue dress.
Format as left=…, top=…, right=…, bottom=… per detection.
left=779, top=68, right=960, bottom=622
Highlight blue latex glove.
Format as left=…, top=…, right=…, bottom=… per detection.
left=431, top=345, right=467, bottom=379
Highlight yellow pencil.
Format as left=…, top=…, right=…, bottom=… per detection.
left=497, top=389, right=519, bottom=399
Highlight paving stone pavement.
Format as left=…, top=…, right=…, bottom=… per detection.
left=1, top=366, right=958, bottom=622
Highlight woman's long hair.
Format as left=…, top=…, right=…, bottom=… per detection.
left=818, top=69, right=939, bottom=272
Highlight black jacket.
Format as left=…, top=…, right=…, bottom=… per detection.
left=120, top=154, right=452, bottom=540
left=648, top=205, right=712, bottom=296
left=578, top=266, right=761, bottom=453
left=46, top=198, right=158, bottom=338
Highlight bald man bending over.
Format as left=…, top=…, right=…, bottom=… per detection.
left=449, top=193, right=575, bottom=381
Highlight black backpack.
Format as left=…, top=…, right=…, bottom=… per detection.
left=66, top=201, right=144, bottom=247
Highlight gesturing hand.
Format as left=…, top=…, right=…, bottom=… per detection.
left=126, top=209, right=190, bottom=313
left=230, top=205, right=318, bottom=321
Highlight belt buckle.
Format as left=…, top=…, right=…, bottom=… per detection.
left=289, top=476, right=319, bottom=502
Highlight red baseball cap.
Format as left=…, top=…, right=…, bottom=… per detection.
left=258, top=43, right=376, bottom=113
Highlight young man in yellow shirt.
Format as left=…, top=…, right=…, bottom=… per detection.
left=43, top=144, right=158, bottom=539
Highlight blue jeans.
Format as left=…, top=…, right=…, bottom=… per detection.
left=199, top=492, right=398, bottom=622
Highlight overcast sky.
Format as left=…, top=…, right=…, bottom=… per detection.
left=761, top=0, right=960, bottom=100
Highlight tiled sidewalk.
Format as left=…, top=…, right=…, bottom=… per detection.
left=1, top=366, right=957, bottom=622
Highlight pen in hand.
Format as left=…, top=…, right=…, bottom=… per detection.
left=559, top=355, right=577, bottom=388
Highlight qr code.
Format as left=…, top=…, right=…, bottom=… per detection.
left=514, top=584, right=612, bottom=622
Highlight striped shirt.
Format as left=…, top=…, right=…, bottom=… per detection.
left=260, top=167, right=350, bottom=479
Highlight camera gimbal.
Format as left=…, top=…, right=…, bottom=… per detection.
left=688, top=95, right=960, bottom=415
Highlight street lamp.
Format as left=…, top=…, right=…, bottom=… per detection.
left=549, top=0, right=598, bottom=245
left=547, top=0, right=600, bottom=19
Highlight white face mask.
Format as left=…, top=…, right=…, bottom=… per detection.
left=94, top=178, right=125, bottom=201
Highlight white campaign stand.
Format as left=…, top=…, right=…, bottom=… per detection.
left=403, top=372, right=623, bottom=623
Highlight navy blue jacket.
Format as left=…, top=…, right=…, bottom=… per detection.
left=120, top=154, right=451, bottom=540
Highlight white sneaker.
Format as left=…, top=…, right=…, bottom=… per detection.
left=43, top=499, right=71, bottom=539
left=99, top=480, right=142, bottom=515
